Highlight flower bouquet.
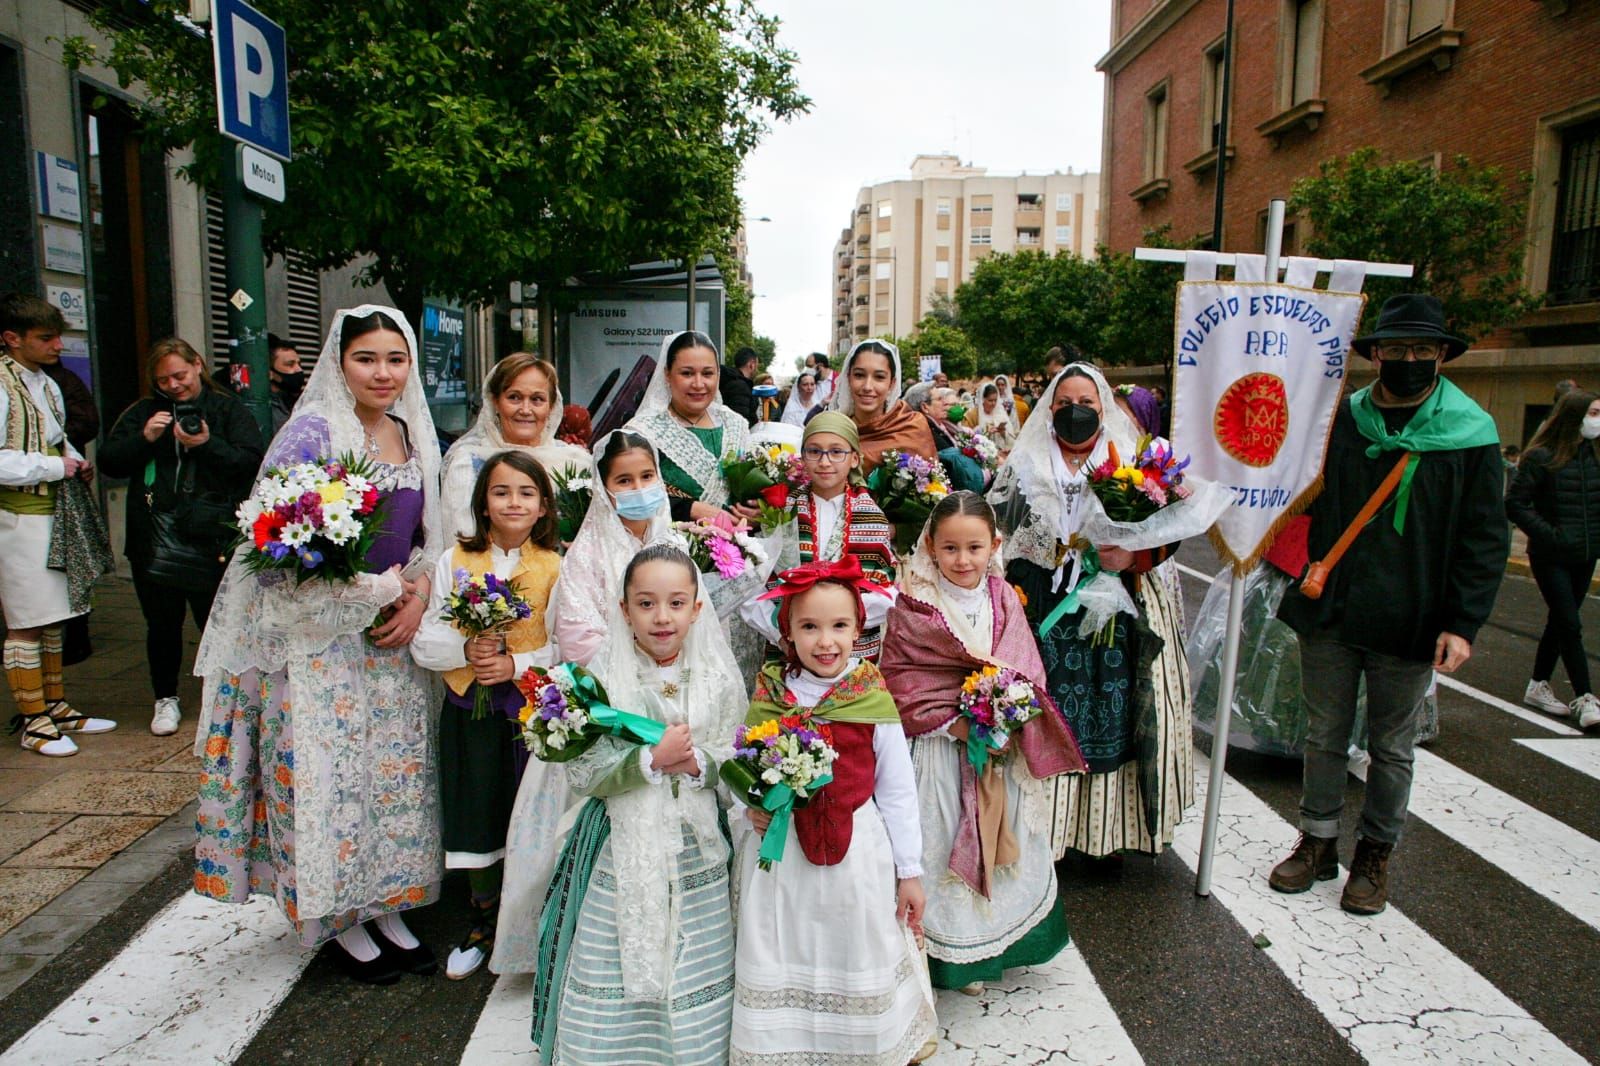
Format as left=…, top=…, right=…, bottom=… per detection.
left=236, top=454, right=384, bottom=583
left=515, top=662, right=666, bottom=762
left=954, top=427, right=1002, bottom=479
left=865, top=450, right=951, bottom=554
left=720, top=714, right=837, bottom=869
left=722, top=444, right=808, bottom=532
left=443, top=569, right=535, bottom=718
left=550, top=464, right=592, bottom=543
left=957, top=666, right=1044, bottom=774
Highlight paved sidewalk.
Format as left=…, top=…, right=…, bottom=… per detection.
left=0, top=575, right=204, bottom=998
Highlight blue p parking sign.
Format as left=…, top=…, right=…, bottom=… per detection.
left=211, top=0, right=290, bottom=161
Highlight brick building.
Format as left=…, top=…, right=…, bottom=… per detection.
left=1095, top=1, right=1600, bottom=442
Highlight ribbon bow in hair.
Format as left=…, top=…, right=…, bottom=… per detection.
left=757, top=556, right=867, bottom=602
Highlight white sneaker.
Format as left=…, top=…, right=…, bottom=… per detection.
left=1524, top=680, right=1570, bottom=717
left=150, top=697, right=182, bottom=736
left=1574, top=693, right=1600, bottom=730
left=445, top=944, right=486, bottom=980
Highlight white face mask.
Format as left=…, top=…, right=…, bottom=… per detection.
left=1581, top=414, right=1600, bottom=441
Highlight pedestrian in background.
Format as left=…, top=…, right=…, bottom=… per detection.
left=0, top=293, right=115, bottom=758
left=100, top=338, right=263, bottom=736
left=267, top=333, right=304, bottom=436
left=721, top=346, right=760, bottom=426
left=1507, top=387, right=1600, bottom=727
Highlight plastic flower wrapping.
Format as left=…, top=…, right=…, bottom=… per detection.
left=443, top=569, right=535, bottom=718
left=550, top=464, right=592, bottom=543
left=957, top=665, right=1043, bottom=774
left=720, top=714, right=838, bottom=869
left=236, top=453, right=384, bottom=583
left=953, top=426, right=1002, bottom=476
left=515, top=662, right=665, bottom=762
left=722, top=444, right=809, bottom=532
left=1087, top=436, right=1194, bottom=523
left=865, top=449, right=951, bottom=554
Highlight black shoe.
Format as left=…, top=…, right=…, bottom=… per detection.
left=374, top=925, right=438, bottom=976
left=327, top=938, right=403, bottom=985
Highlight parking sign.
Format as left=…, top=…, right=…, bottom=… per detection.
left=211, top=0, right=290, bottom=161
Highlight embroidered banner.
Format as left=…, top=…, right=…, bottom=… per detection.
left=1170, top=281, right=1367, bottom=570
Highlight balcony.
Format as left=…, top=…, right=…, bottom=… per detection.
left=1182, top=144, right=1236, bottom=177
left=1016, top=228, right=1042, bottom=246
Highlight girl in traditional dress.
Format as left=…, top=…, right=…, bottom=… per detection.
left=880, top=491, right=1086, bottom=993
left=492, top=430, right=673, bottom=975
left=411, top=451, right=561, bottom=979
left=531, top=544, right=745, bottom=1065
left=441, top=353, right=589, bottom=542
left=987, top=363, right=1195, bottom=859
left=741, top=411, right=896, bottom=661
left=829, top=339, right=936, bottom=474
left=731, top=559, right=936, bottom=1066
left=193, top=305, right=445, bottom=982
left=966, top=383, right=1018, bottom=455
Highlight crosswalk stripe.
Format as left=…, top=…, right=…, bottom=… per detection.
left=1435, top=675, right=1583, bottom=736
left=1515, top=737, right=1600, bottom=783
left=462, top=973, right=536, bottom=1063
left=0, top=894, right=312, bottom=1066
left=1175, top=752, right=1586, bottom=1064
left=1351, top=748, right=1600, bottom=933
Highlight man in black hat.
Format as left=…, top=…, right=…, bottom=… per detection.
left=1269, top=293, right=1508, bottom=915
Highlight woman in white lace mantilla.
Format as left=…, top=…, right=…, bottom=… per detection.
left=192, top=306, right=446, bottom=978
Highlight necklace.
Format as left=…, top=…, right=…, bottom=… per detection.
left=669, top=405, right=711, bottom=429
left=360, top=416, right=385, bottom=459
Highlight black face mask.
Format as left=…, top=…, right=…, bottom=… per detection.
left=1052, top=403, right=1100, bottom=445
left=1378, top=359, right=1437, bottom=400
left=275, top=370, right=306, bottom=399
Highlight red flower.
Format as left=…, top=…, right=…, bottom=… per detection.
left=360, top=487, right=380, bottom=515
left=779, top=714, right=803, bottom=730
left=760, top=482, right=790, bottom=509
left=253, top=513, right=285, bottom=549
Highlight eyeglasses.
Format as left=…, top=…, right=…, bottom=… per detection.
left=1375, top=342, right=1442, bottom=362
left=802, top=447, right=853, bottom=463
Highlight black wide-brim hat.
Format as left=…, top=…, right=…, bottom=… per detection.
left=1352, top=293, right=1470, bottom=362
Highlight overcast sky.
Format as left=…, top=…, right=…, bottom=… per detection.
left=737, top=0, right=1112, bottom=374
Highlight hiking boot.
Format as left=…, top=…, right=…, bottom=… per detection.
left=1268, top=833, right=1339, bottom=893
left=1340, top=838, right=1394, bottom=915
left=1524, top=679, right=1569, bottom=717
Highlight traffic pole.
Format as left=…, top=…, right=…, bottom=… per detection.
left=222, top=144, right=271, bottom=438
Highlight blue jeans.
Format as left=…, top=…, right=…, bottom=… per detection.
left=1298, top=636, right=1432, bottom=846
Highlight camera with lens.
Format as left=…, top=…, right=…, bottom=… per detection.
left=173, top=401, right=204, bottom=436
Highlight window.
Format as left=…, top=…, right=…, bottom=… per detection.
left=970, top=227, right=992, bottom=245
left=1017, top=229, right=1041, bottom=245
left=1549, top=118, right=1600, bottom=305
left=1202, top=41, right=1227, bottom=150
left=935, top=197, right=952, bottom=216
left=1056, top=192, right=1072, bottom=212
left=970, top=194, right=993, bottom=219
left=1289, top=0, right=1323, bottom=105
left=877, top=200, right=893, bottom=218
left=875, top=261, right=892, bottom=280
left=1144, top=83, right=1170, bottom=180
left=1407, top=0, right=1447, bottom=40
left=1055, top=225, right=1072, bottom=244
left=935, top=261, right=951, bottom=279
left=875, top=230, right=892, bottom=248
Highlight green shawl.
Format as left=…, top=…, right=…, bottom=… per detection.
left=746, top=660, right=900, bottom=725
left=1350, top=377, right=1499, bottom=533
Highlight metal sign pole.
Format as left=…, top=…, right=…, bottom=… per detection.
left=222, top=146, right=271, bottom=436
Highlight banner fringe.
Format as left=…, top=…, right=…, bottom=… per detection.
left=1210, top=474, right=1326, bottom=577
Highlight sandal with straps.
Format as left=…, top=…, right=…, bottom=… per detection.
left=9, top=712, right=78, bottom=757
left=445, top=896, right=498, bottom=980
left=47, top=701, right=118, bottom=735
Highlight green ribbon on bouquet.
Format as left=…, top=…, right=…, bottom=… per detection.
left=537, top=664, right=667, bottom=762
left=965, top=726, right=1007, bottom=777
left=719, top=759, right=833, bottom=870
left=1039, top=543, right=1102, bottom=638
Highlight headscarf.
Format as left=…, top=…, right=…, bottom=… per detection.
left=781, top=372, right=817, bottom=426
left=803, top=410, right=861, bottom=450
left=441, top=360, right=589, bottom=541
left=994, top=374, right=1017, bottom=416
left=580, top=547, right=747, bottom=999
left=827, top=338, right=936, bottom=472
left=973, top=382, right=1016, bottom=448
left=987, top=363, right=1139, bottom=581
left=1115, top=384, right=1161, bottom=437
left=624, top=331, right=750, bottom=507
left=194, top=305, right=444, bottom=701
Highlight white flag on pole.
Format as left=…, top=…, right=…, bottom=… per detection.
left=1170, top=280, right=1367, bottom=570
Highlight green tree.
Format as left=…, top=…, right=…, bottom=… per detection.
left=891, top=316, right=977, bottom=380
left=750, top=334, right=777, bottom=372
left=1098, top=226, right=1186, bottom=371
left=954, top=250, right=1109, bottom=374
left=718, top=250, right=755, bottom=358
left=70, top=0, right=806, bottom=321
left=1288, top=148, right=1538, bottom=339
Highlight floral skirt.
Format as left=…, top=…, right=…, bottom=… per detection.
left=193, top=636, right=442, bottom=946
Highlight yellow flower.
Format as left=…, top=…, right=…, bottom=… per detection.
left=318, top=481, right=347, bottom=504
left=744, top=719, right=779, bottom=742
left=928, top=482, right=949, bottom=496
left=517, top=701, right=534, bottom=723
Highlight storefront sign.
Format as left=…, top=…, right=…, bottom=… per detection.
left=35, top=152, right=82, bottom=223
left=59, top=335, right=92, bottom=391
left=46, top=285, right=89, bottom=331
left=42, top=224, right=85, bottom=275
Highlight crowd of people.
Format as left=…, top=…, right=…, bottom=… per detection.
left=1, top=286, right=1594, bottom=1064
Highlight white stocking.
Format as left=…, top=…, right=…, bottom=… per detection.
left=334, top=924, right=380, bottom=962
left=373, top=912, right=420, bottom=949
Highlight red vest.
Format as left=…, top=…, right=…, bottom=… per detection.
left=792, top=720, right=876, bottom=866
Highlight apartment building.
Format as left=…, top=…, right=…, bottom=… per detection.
left=830, top=155, right=1100, bottom=355
left=1096, top=0, right=1599, bottom=441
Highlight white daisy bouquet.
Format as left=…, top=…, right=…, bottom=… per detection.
left=237, top=454, right=385, bottom=584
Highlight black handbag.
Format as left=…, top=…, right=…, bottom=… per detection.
left=140, top=458, right=230, bottom=592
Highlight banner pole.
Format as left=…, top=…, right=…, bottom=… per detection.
left=1194, top=199, right=1286, bottom=897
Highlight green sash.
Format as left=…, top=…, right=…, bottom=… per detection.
left=1350, top=378, right=1499, bottom=534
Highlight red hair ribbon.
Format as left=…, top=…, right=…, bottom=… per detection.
left=757, top=556, right=867, bottom=603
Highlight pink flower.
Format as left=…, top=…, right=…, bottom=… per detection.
left=708, top=536, right=745, bottom=580
left=1139, top=479, right=1168, bottom=507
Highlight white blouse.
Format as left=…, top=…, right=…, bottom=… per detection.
left=410, top=542, right=556, bottom=676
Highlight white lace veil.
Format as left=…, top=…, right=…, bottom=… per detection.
left=578, top=543, right=748, bottom=999
left=780, top=372, right=816, bottom=426
left=828, top=337, right=904, bottom=418
left=441, top=360, right=588, bottom=541
left=624, top=331, right=749, bottom=508
left=987, top=362, right=1139, bottom=572
left=192, top=304, right=444, bottom=742
left=633, top=330, right=727, bottom=418
left=901, top=507, right=1007, bottom=659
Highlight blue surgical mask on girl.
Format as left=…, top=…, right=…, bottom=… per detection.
left=612, top=483, right=667, bottom=520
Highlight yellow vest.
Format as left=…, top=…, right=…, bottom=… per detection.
left=442, top=541, right=560, bottom=697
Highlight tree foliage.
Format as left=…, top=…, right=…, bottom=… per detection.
left=71, top=0, right=807, bottom=317
left=1288, top=148, right=1538, bottom=340
left=891, top=316, right=977, bottom=380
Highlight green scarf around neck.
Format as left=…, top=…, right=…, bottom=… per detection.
left=746, top=660, right=900, bottom=726
left=1349, top=377, right=1499, bottom=534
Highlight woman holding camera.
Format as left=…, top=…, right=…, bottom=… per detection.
left=101, top=338, right=264, bottom=736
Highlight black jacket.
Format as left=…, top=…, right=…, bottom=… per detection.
left=1505, top=444, right=1600, bottom=564
left=719, top=365, right=758, bottom=426
left=1278, top=397, right=1509, bottom=662
left=100, top=389, right=266, bottom=559
left=40, top=362, right=99, bottom=451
